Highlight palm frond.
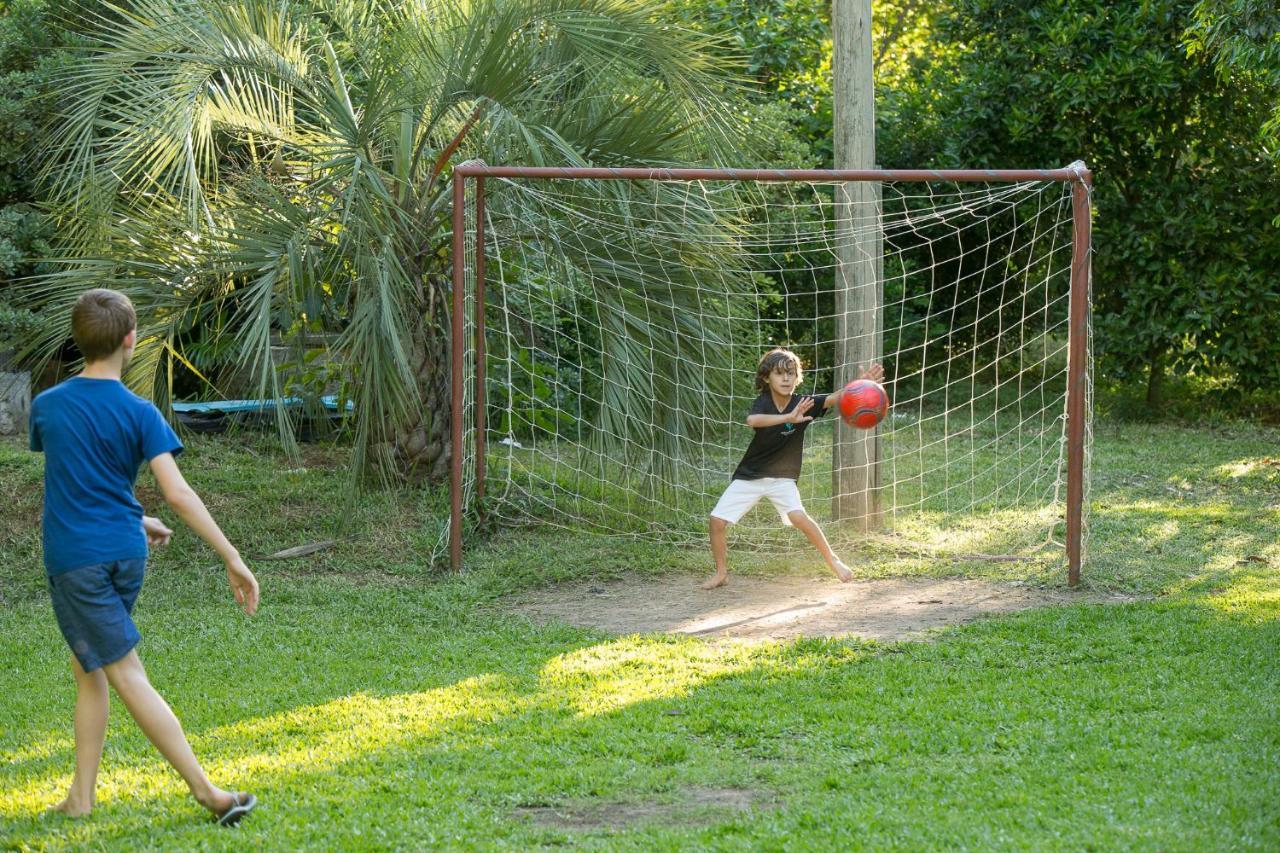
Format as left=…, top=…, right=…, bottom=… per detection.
left=24, top=0, right=757, bottom=488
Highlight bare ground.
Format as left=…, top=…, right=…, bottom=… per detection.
left=510, top=573, right=1136, bottom=643
left=515, top=786, right=769, bottom=831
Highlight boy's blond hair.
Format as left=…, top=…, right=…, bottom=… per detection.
left=755, top=348, right=803, bottom=392
left=71, top=289, right=136, bottom=361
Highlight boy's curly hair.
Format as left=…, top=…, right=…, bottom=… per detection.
left=755, top=348, right=803, bottom=392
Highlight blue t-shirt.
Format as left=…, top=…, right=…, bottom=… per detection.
left=30, top=377, right=184, bottom=575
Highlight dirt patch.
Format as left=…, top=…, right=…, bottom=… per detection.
left=516, top=786, right=767, bottom=831
left=511, top=574, right=1134, bottom=643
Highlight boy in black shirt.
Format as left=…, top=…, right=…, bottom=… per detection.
left=704, top=348, right=884, bottom=590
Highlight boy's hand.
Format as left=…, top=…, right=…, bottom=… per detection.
left=786, top=396, right=816, bottom=424
left=142, top=515, right=173, bottom=547
left=831, top=365, right=887, bottom=410
left=226, top=556, right=260, bottom=615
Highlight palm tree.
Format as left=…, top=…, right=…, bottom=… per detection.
left=26, top=0, right=750, bottom=483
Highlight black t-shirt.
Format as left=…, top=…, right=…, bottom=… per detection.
left=732, top=392, right=830, bottom=481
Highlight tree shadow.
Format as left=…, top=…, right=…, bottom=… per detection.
left=4, top=567, right=1277, bottom=848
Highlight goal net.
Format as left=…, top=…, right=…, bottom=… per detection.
left=449, top=165, right=1092, bottom=577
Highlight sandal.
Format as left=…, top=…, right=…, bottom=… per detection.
left=216, top=792, right=257, bottom=827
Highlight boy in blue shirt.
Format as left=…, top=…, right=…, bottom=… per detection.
left=31, top=289, right=259, bottom=826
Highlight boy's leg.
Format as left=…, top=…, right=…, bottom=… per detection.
left=102, top=650, right=236, bottom=815
left=787, top=511, right=853, bottom=582
left=703, top=516, right=731, bottom=590
left=49, top=655, right=110, bottom=816
left=705, top=480, right=769, bottom=590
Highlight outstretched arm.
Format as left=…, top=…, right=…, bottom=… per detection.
left=746, top=396, right=816, bottom=428
left=147, top=453, right=259, bottom=615
left=824, top=363, right=886, bottom=409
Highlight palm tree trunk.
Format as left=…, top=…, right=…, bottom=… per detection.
left=393, top=275, right=454, bottom=482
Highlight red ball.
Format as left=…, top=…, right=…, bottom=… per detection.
left=839, top=379, right=890, bottom=429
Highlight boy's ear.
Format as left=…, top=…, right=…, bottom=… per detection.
left=123, top=328, right=137, bottom=350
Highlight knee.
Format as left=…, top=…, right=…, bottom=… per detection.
left=74, top=664, right=108, bottom=692
left=787, top=510, right=810, bottom=526
left=709, top=515, right=728, bottom=532
left=103, top=653, right=148, bottom=695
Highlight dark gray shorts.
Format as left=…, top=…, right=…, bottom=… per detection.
left=47, top=558, right=146, bottom=672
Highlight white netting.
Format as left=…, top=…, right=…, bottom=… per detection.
left=451, top=173, right=1092, bottom=569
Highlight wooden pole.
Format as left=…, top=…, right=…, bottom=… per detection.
left=832, top=0, right=882, bottom=528
left=1065, top=162, right=1093, bottom=586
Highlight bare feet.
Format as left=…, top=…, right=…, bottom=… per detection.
left=830, top=561, right=853, bottom=583
left=45, top=796, right=92, bottom=818
left=701, top=570, right=729, bottom=590
left=196, top=786, right=238, bottom=816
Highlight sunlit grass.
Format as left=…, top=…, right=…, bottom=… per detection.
left=1214, top=457, right=1280, bottom=482
left=1204, top=572, right=1280, bottom=624
left=541, top=636, right=762, bottom=717
left=1, top=417, right=1278, bottom=848
left=3, top=571, right=1275, bottom=848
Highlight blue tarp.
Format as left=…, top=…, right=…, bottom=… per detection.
left=172, top=396, right=353, bottom=415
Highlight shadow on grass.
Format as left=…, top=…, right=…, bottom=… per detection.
left=3, top=567, right=1277, bottom=849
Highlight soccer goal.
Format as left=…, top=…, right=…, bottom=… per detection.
left=448, top=163, right=1093, bottom=583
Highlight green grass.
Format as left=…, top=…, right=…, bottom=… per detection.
left=1, top=419, right=1278, bottom=849
left=481, top=413, right=1280, bottom=590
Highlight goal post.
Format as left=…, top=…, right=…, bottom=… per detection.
left=832, top=177, right=884, bottom=530
left=449, top=162, right=1093, bottom=583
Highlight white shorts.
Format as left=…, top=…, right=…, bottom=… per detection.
left=710, top=477, right=805, bottom=526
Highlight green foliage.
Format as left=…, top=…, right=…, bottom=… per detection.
left=883, top=0, right=1280, bottom=399
left=1187, top=0, right=1280, bottom=144
left=669, top=0, right=1279, bottom=407
left=0, top=300, right=39, bottom=350
left=661, top=2, right=1080, bottom=403
left=0, top=0, right=60, bottom=204
left=0, top=0, right=71, bottom=297
left=670, top=0, right=936, bottom=167
left=670, top=0, right=834, bottom=161
left=487, top=348, right=582, bottom=440
left=0, top=204, right=51, bottom=279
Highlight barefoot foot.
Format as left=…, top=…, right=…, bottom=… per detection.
left=45, top=796, right=92, bottom=818
left=830, top=561, right=853, bottom=583
left=700, top=570, right=729, bottom=590
left=196, top=786, right=238, bottom=817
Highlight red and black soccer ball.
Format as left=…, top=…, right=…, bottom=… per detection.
left=838, top=379, right=890, bottom=429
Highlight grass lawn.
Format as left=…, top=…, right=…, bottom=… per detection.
left=1, top=418, right=1277, bottom=849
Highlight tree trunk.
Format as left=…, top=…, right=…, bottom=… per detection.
left=392, top=275, right=454, bottom=483
left=1145, top=346, right=1166, bottom=410
left=832, top=0, right=882, bottom=529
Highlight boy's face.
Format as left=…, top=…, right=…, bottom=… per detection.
left=766, top=365, right=799, bottom=396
